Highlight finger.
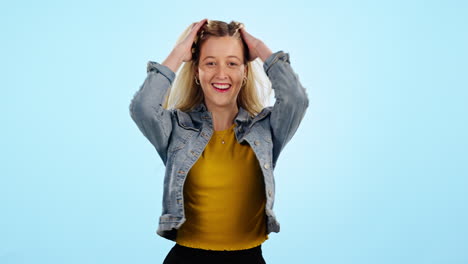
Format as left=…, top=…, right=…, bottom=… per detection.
left=190, top=19, right=205, bottom=30
left=197, top=19, right=208, bottom=29
left=239, top=27, right=246, bottom=37
left=191, top=19, right=207, bottom=39
left=190, top=19, right=206, bottom=35
left=239, top=27, right=250, bottom=38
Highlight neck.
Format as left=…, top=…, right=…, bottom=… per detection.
left=205, top=101, right=238, bottom=131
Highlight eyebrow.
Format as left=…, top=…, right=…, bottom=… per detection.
left=202, top=56, right=241, bottom=61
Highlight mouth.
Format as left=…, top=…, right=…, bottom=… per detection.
left=212, top=83, right=231, bottom=93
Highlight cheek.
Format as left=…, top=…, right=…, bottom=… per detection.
left=198, top=72, right=213, bottom=93
left=198, top=70, right=213, bottom=83
left=238, top=67, right=246, bottom=79
left=236, top=70, right=245, bottom=84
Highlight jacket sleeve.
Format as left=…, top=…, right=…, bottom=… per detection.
left=263, top=51, right=310, bottom=168
left=129, top=61, right=175, bottom=165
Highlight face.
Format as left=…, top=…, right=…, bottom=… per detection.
left=196, top=36, right=247, bottom=110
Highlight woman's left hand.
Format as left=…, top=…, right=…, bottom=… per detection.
left=239, top=26, right=272, bottom=62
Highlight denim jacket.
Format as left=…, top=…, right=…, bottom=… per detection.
left=129, top=50, right=309, bottom=242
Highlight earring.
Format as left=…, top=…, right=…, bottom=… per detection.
left=195, top=76, right=200, bottom=85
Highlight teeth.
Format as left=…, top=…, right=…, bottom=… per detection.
left=213, top=84, right=231, bottom=89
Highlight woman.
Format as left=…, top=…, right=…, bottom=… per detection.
left=129, top=18, right=309, bottom=264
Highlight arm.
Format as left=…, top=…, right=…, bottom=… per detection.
left=238, top=28, right=309, bottom=167
left=129, top=19, right=208, bottom=165
left=263, top=50, right=310, bottom=168
left=129, top=61, right=176, bottom=165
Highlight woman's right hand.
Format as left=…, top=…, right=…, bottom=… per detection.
left=162, top=18, right=208, bottom=72
left=176, top=18, right=208, bottom=62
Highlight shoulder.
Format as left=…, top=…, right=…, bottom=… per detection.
left=246, top=106, right=273, bottom=130
left=253, top=106, right=273, bottom=122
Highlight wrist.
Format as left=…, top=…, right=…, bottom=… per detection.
left=255, top=41, right=273, bottom=62
left=162, top=49, right=185, bottom=73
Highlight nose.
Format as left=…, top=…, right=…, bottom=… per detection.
left=215, top=65, right=228, bottom=79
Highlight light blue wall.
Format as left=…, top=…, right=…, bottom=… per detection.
left=1, top=0, right=467, bottom=263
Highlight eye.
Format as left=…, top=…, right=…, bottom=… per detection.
left=229, top=62, right=238, bottom=66
left=206, top=62, right=215, bottom=66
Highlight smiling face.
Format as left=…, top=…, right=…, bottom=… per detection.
left=195, top=36, right=247, bottom=110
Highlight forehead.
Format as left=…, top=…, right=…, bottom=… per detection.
left=200, top=36, right=244, bottom=59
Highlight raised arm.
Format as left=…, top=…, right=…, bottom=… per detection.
left=240, top=27, right=309, bottom=168
left=129, top=62, right=175, bottom=165
left=263, top=50, right=309, bottom=168
left=129, top=18, right=208, bottom=164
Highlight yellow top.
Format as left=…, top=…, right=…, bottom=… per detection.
left=176, top=123, right=269, bottom=250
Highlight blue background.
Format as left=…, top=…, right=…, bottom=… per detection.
left=1, top=0, right=467, bottom=263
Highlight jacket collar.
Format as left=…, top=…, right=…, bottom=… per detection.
left=191, top=101, right=250, bottom=123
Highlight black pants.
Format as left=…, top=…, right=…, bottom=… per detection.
left=163, top=243, right=267, bottom=264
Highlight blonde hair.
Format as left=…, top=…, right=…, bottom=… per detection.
left=162, top=19, right=273, bottom=117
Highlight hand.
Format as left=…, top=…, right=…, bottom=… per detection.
left=175, top=18, right=208, bottom=62
left=162, top=19, right=208, bottom=72
left=239, top=26, right=267, bottom=62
